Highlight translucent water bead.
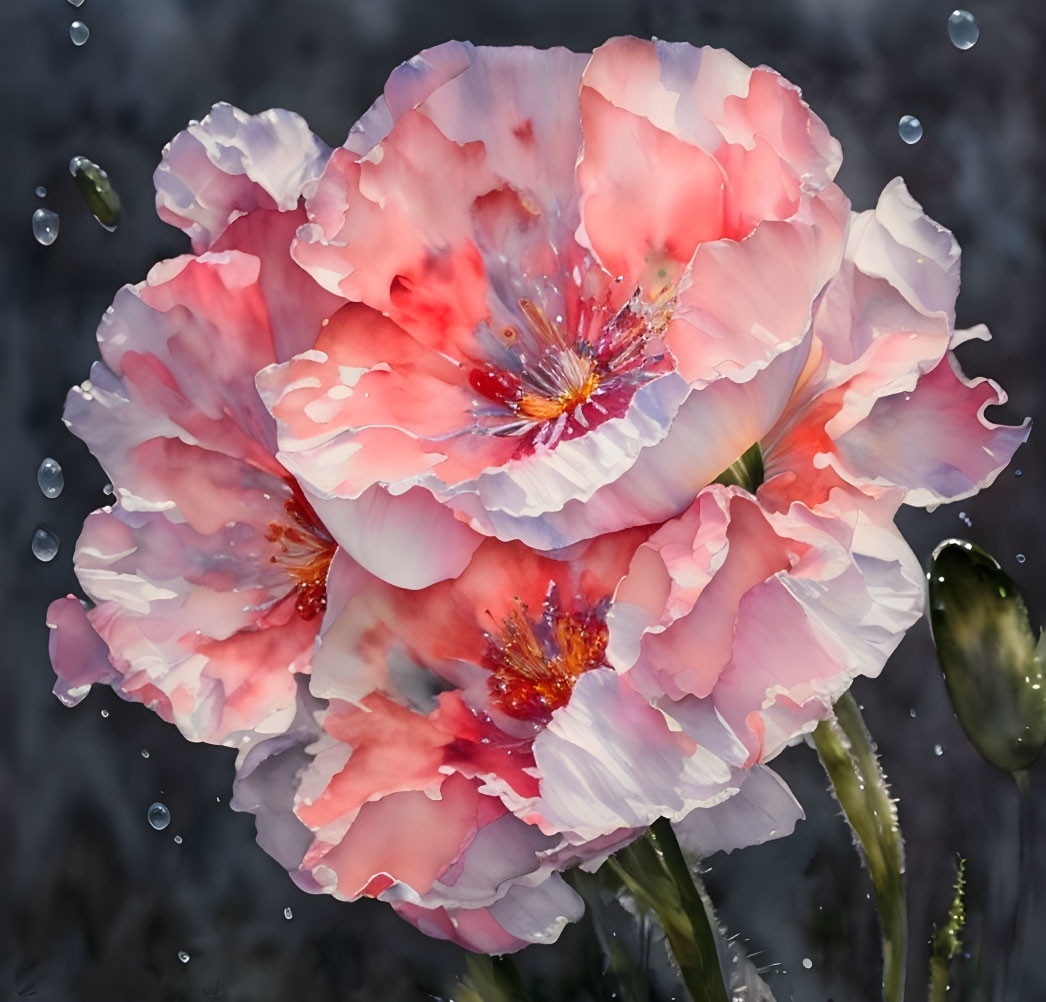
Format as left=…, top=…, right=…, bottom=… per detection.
left=37, top=457, right=64, bottom=498
left=948, top=10, right=980, bottom=50
left=67, top=0, right=86, bottom=6
left=898, top=115, right=923, bottom=144
left=147, top=802, right=171, bottom=830
left=32, top=208, right=59, bottom=246
left=35, top=186, right=47, bottom=198
left=70, top=21, right=89, bottom=45
left=32, top=527, right=59, bottom=561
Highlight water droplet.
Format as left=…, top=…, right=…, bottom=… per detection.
left=1017, top=553, right=1026, bottom=564
left=37, top=457, right=64, bottom=498
left=70, top=21, right=90, bottom=45
left=100, top=709, right=109, bottom=718
left=909, top=708, right=917, bottom=718
left=31, top=527, right=59, bottom=562
left=802, top=958, right=813, bottom=970
left=140, top=748, right=150, bottom=758
left=934, top=743, right=944, bottom=756
left=177, top=950, right=190, bottom=964
left=1015, top=469, right=1023, bottom=477
left=67, top=0, right=86, bottom=6
left=35, top=185, right=47, bottom=198
left=947, top=10, right=980, bottom=49
left=959, top=511, right=973, bottom=527
left=147, top=802, right=171, bottom=830
left=32, top=208, right=59, bottom=246
left=70, top=156, right=121, bottom=230
left=173, top=835, right=183, bottom=845
left=102, top=482, right=113, bottom=496
left=283, top=907, right=293, bottom=920
left=898, top=115, right=924, bottom=144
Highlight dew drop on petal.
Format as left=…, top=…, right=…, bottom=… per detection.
left=934, top=744, right=944, bottom=756
left=70, top=20, right=90, bottom=45
left=102, top=482, right=113, bottom=496
left=947, top=10, right=980, bottom=50
left=959, top=511, right=973, bottom=528
left=173, top=835, right=183, bottom=845
left=177, top=951, right=190, bottom=964
left=909, top=708, right=917, bottom=718
left=147, top=802, right=170, bottom=830
left=802, top=958, right=813, bottom=970
left=100, top=709, right=109, bottom=718
left=67, top=0, right=86, bottom=6
left=37, top=457, right=64, bottom=498
left=35, top=185, right=47, bottom=198
left=1015, top=469, right=1023, bottom=477
left=32, top=208, right=59, bottom=246
left=898, top=115, right=924, bottom=144
left=141, top=748, right=150, bottom=759
left=32, top=527, right=59, bottom=562
left=283, top=907, right=293, bottom=920
left=1017, top=553, right=1026, bottom=564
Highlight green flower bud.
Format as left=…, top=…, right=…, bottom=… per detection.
left=70, top=156, right=121, bottom=231
left=928, top=539, right=1046, bottom=773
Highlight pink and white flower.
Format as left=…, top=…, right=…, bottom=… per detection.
left=47, top=104, right=343, bottom=745
left=257, top=37, right=851, bottom=585
left=44, top=38, right=1028, bottom=956
left=759, top=177, right=1030, bottom=519
left=231, top=483, right=922, bottom=951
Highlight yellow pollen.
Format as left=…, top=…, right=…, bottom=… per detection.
left=518, top=370, right=600, bottom=421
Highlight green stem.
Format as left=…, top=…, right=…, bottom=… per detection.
left=812, top=692, right=907, bottom=1002
left=928, top=956, right=949, bottom=1002
left=607, top=817, right=728, bottom=1002
left=565, top=869, right=650, bottom=1002
left=927, top=858, right=966, bottom=1002
left=457, top=954, right=529, bottom=1002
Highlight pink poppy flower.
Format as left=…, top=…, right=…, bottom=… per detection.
left=257, top=37, right=852, bottom=586
left=41, top=36, right=1027, bottom=959
left=231, top=482, right=921, bottom=951
left=46, top=104, right=345, bottom=745
left=759, top=177, right=1030, bottom=518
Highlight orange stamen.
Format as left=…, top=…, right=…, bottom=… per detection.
left=265, top=497, right=336, bottom=620
left=484, top=598, right=609, bottom=722
left=517, top=368, right=600, bottom=422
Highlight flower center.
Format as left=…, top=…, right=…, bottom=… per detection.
left=469, top=289, right=673, bottom=447
left=470, top=346, right=601, bottom=424
left=265, top=496, right=336, bottom=620
left=483, top=590, right=609, bottom=723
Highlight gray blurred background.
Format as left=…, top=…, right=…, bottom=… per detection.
left=1, top=1, right=1044, bottom=1000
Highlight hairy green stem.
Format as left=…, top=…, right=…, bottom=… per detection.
left=927, top=858, right=966, bottom=1002
left=812, top=692, right=907, bottom=1002
left=607, top=817, right=728, bottom=1002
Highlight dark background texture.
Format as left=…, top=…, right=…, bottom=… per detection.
left=2, top=1, right=1044, bottom=1000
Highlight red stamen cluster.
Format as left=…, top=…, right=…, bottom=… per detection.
left=265, top=496, right=337, bottom=620
left=484, top=595, right=609, bottom=723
